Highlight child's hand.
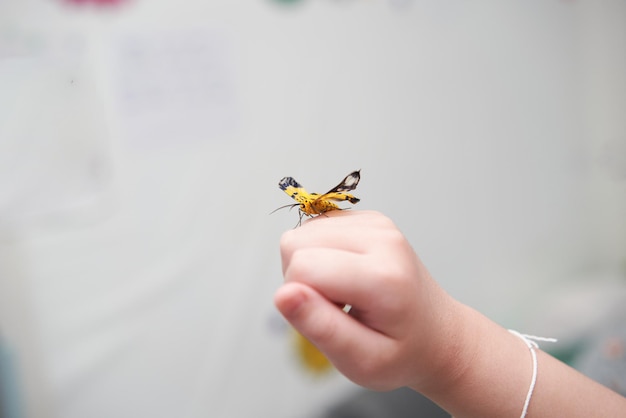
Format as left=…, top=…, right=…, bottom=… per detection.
left=275, top=210, right=461, bottom=391
left=275, top=210, right=626, bottom=417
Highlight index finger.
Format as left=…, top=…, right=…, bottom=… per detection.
left=279, top=210, right=395, bottom=274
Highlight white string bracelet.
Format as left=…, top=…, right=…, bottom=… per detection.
left=508, top=330, right=558, bottom=418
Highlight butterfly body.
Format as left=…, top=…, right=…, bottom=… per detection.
left=275, top=170, right=361, bottom=226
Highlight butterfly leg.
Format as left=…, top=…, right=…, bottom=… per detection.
left=295, top=210, right=305, bottom=228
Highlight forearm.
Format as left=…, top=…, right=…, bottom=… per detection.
left=415, top=301, right=626, bottom=418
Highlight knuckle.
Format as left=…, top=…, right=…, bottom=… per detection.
left=285, top=252, right=308, bottom=279
left=351, top=346, right=399, bottom=388
left=308, top=316, right=339, bottom=345
left=383, top=227, right=407, bottom=246
left=279, top=229, right=297, bottom=251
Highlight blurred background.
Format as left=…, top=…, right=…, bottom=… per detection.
left=1, top=0, right=625, bottom=417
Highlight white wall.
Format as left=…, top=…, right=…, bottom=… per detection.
left=1, top=1, right=625, bottom=417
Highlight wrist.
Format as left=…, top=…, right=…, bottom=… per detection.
left=412, top=301, right=533, bottom=417
left=408, top=297, right=482, bottom=395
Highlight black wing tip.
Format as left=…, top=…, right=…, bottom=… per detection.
left=343, top=170, right=361, bottom=188
left=278, top=176, right=301, bottom=191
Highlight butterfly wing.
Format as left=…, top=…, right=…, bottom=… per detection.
left=317, top=170, right=361, bottom=203
left=278, top=176, right=314, bottom=204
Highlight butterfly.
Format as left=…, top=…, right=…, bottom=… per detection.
left=272, top=170, right=361, bottom=227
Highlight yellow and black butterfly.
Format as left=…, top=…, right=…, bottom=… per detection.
left=272, top=170, right=361, bottom=227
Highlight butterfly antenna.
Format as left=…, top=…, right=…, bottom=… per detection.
left=270, top=203, right=301, bottom=215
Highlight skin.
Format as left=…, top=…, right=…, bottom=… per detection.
left=274, top=210, right=626, bottom=418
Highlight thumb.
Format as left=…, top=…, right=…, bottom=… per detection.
left=274, top=282, right=394, bottom=386
left=274, top=282, right=348, bottom=344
